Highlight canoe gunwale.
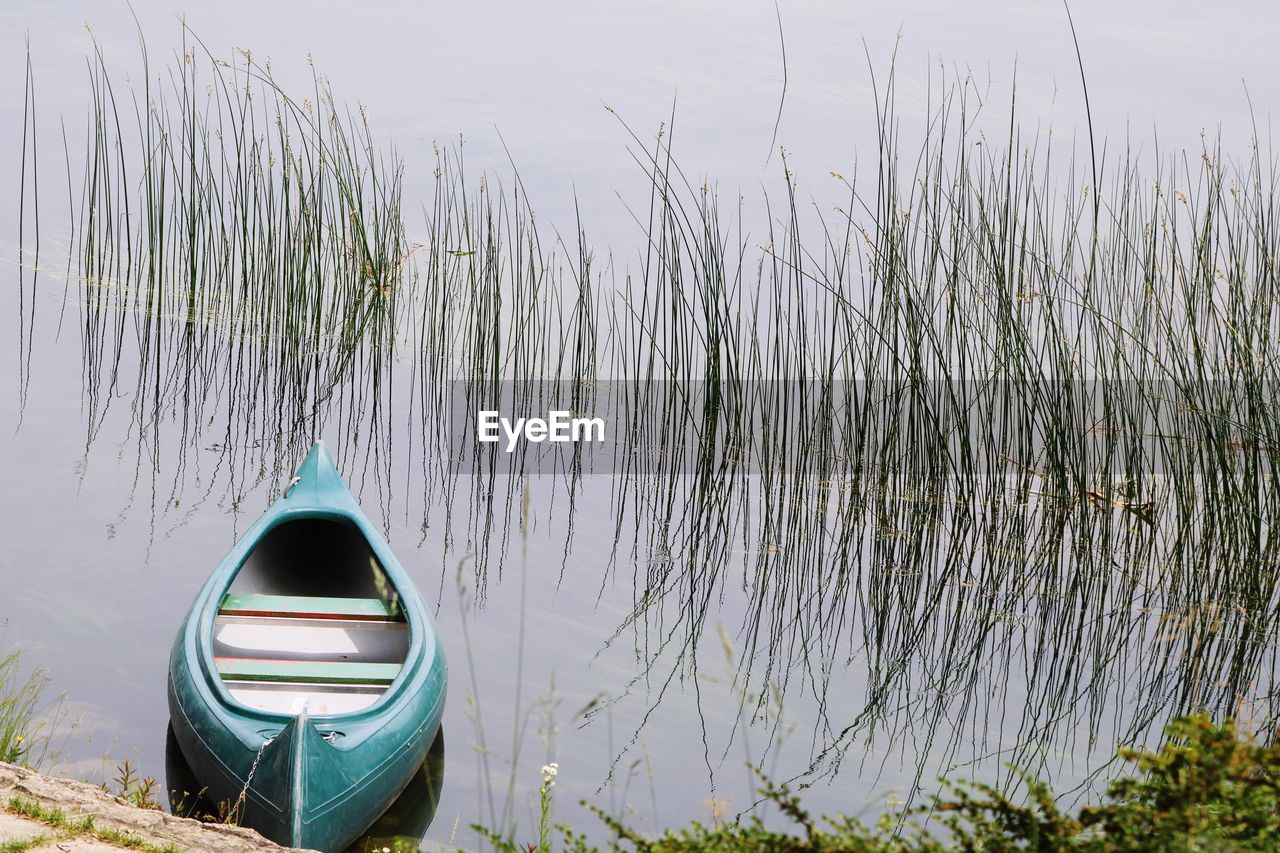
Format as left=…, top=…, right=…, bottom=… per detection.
left=168, top=441, right=448, bottom=849
left=194, top=506, right=428, bottom=736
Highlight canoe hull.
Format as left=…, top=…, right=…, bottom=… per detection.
left=169, top=624, right=445, bottom=850
left=166, top=443, right=447, bottom=852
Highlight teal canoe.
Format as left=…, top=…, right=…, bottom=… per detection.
left=167, top=441, right=447, bottom=851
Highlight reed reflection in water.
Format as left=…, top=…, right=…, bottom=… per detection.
left=12, top=25, right=1280, bottom=837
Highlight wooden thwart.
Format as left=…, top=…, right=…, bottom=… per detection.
left=218, top=593, right=401, bottom=622
left=216, top=657, right=402, bottom=685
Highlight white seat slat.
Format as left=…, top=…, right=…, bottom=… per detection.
left=226, top=685, right=382, bottom=715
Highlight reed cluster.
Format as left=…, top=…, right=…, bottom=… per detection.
left=36, top=29, right=411, bottom=505
left=14, top=29, right=1280, bottom=821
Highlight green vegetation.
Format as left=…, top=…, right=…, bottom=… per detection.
left=0, top=646, right=48, bottom=766
left=478, top=715, right=1279, bottom=850
left=13, top=22, right=1280, bottom=852
left=107, top=758, right=161, bottom=811
left=0, top=836, right=50, bottom=853
left=4, top=796, right=179, bottom=853
left=19, top=25, right=412, bottom=498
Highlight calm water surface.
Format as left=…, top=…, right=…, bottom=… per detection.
left=1, top=2, right=1278, bottom=849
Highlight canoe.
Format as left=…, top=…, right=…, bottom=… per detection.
left=164, top=722, right=447, bottom=849
left=167, top=441, right=447, bottom=851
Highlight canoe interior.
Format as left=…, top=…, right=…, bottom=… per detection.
left=228, top=517, right=401, bottom=600
left=224, top=682, right=388, bottom=715
left=213, top=615, right=407, bottom=661
left=216, top=518, right=409, bottom=715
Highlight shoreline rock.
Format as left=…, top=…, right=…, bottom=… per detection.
left=0, top=761, right=311, bottom=852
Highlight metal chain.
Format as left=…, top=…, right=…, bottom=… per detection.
left=228, top=736, right=274, bottom=824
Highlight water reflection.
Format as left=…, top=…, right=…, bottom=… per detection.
left=13, top=18, right=1280, bottom=844
left=352, top=733, right=446, bottom=853
left=165, top=724, right=446, bottom=851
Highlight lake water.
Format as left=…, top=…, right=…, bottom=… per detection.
left=2, top=2, right=1278, bottom=849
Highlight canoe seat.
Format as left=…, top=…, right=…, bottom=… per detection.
left=225, top=684, right=384, bottom=715
left=216, top=657, right=402, bottom=686
left=218, top=593, right=402, bottom=622
left=213, top=617, right=408, bottom=663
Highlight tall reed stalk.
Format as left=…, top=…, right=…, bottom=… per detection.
left=14, top=28, right=1280, bottom=821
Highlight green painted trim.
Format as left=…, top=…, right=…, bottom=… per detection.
left=216, top=658, right=402, bottom=685
left=218, top=593, right=401, bottom=621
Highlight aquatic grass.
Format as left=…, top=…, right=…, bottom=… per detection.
left=28, top=24, right=415, bottom=531
left=14, top=22, right=1280, bottom=840
left=575, top=65, right=1280, bottom=799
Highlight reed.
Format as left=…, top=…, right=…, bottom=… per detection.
left=37, top=25, right=412, bottom=524
left=14, top=24, right=1280, bottom=840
